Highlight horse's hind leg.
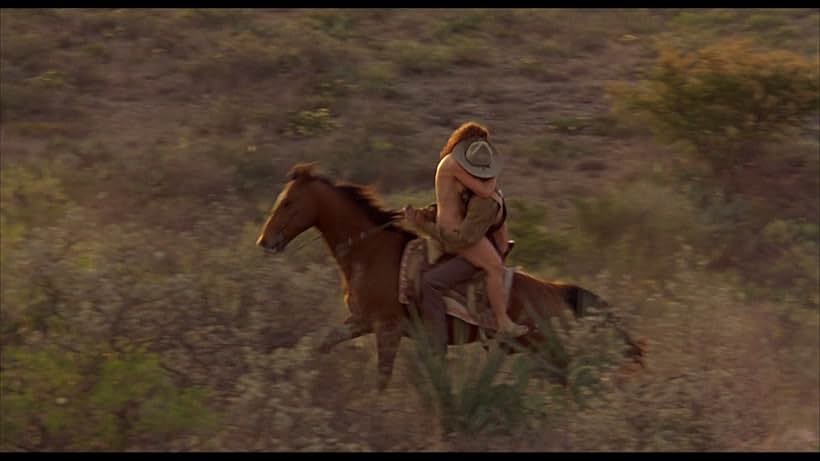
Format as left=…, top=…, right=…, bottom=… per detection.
left=498, top=332, right=570, bottom=386
left=317, top=317, right=371, bottom=354
left=375, top=320, right=402, bottom=392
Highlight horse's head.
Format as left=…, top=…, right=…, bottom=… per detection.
left=256, top=163, right=321, bottom=253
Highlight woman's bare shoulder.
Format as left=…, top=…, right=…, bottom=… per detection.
left=435, top=154, right=456, bottom=175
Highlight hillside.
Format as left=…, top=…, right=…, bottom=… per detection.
left=1, top=8, right=818, bottom=451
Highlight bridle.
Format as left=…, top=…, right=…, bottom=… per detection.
left=333, top=219, right=396, bottom=258
left=267, top=209, right=397, bottom=256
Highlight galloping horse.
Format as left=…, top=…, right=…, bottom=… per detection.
left=257, top=163, right=644, bottom=390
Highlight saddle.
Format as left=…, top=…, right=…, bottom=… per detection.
left=398, top=236, right=516, bottom=330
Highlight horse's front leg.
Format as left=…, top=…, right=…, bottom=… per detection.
left=375, top=319, right=402, bottom=392
left=317, top=316, right=372, bottom=354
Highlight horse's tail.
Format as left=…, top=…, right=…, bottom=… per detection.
left=554, top=283, right=606, bottom=318
left=555, top=283, right=647, bottom=369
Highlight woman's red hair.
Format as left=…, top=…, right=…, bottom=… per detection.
left=439, top=122, right=489, bottom=160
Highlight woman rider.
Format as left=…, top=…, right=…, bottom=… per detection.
left=404, top=122, right=528, bottom=353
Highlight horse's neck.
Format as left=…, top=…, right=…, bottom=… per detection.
left=313, top=188, right=377, bottom=279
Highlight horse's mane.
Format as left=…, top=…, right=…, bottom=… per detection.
left=288, top=163, right=414, bottom=235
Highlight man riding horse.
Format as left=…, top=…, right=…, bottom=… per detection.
left=403, top=122, right=529, bottom=356
left=255, top=151, right=646, bottom=389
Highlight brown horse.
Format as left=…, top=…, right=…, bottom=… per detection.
left=257, top=163, right=644, bottom=390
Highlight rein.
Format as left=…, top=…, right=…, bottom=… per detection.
left=334, top=219, right=396, bottom=258
left=290, top=232, right=324, bottom=252
left=278, top=218, right=397, bottom=255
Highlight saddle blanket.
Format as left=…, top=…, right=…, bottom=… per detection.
left=398, top=237, right=514, bottom=330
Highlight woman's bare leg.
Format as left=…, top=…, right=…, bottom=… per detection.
left=459, top=237, right=528, bottom=337
left=490, top=222, right=509, bottom=257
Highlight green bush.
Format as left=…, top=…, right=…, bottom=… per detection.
left=404, top=279, right=638, bottom=437
left=532, top=39, right=572, bottom=58
left=447, top=36, right=494, bottom=67
left=611, top=38, right=819, bottom=185
left=287, top=107, right=339, bottom=137
left=387, top=40, right=453, bottom=75
left=0, top=165, right=70, bottom=235
left=174, top=8, right=252, bottom=30
left=671, top=9, right=739, bottom=29
left=748, top=218, right=819, bottom=306
left=1, top=76, right=80, bottom=121
left=567, top=181, right=702, bottom=279
left=430, top=10, right=490, bottom=42
left=322, top=131, right=418, bottom=190
left=180, top=32, right=300, bottom=89
left=0, top=346, right=216, bottom=450
left=515, top=57, right=570, bottom=82
left=404, top=314, right=531, bottom=436
left=744, top=13, right=788, bottom=31
left=0, top=201, right=344, bottom=450
left=0, top=28, right=60, bottom=71
left=307, top=10, right=358, bottom=39
left=359, top=61, right=400, bottom=98
left=513, top=135, right=593, bottom=170
left=559, top=12, right=613, bottom=56
left=505, top=199, right=569, bottom=271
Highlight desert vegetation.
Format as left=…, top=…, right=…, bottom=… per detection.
left=1, top=8, right=818, bottom=451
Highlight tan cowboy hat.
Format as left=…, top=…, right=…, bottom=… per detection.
left=450, top=137, right=503, bottom=179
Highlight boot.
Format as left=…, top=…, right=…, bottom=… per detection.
left=496, top=318, right=529, bottom=337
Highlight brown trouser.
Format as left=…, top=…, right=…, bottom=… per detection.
left=419, top=255, right=479, bottom=356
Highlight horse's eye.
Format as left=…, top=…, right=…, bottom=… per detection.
left=282, top=200, right=291, bottom=209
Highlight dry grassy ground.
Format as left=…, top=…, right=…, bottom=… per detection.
left=1, top=8, right=818, bottom=451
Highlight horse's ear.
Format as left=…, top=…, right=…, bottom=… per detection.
left=287, top=162, right=319, bottom=181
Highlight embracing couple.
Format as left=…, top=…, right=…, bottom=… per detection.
left=403, top=122, right=529, bottom=356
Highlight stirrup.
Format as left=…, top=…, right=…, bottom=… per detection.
left=479, top=328, right=490, bottom=352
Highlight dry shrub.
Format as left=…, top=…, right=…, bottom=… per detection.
left=561, top=247, right=819, bottom=451
left=387, top=40, right=454, bottom=75
left=567, top=181, right=702, bottom=280
left=610, top=38, right=819, bottom=184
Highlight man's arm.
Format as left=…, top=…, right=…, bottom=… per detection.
left=442, top=155, right=496, bottom=198
left=403, top=207, right=446, bottom=241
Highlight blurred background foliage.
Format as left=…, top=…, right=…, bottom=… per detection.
left=0, top=8, right=817, bottom=451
